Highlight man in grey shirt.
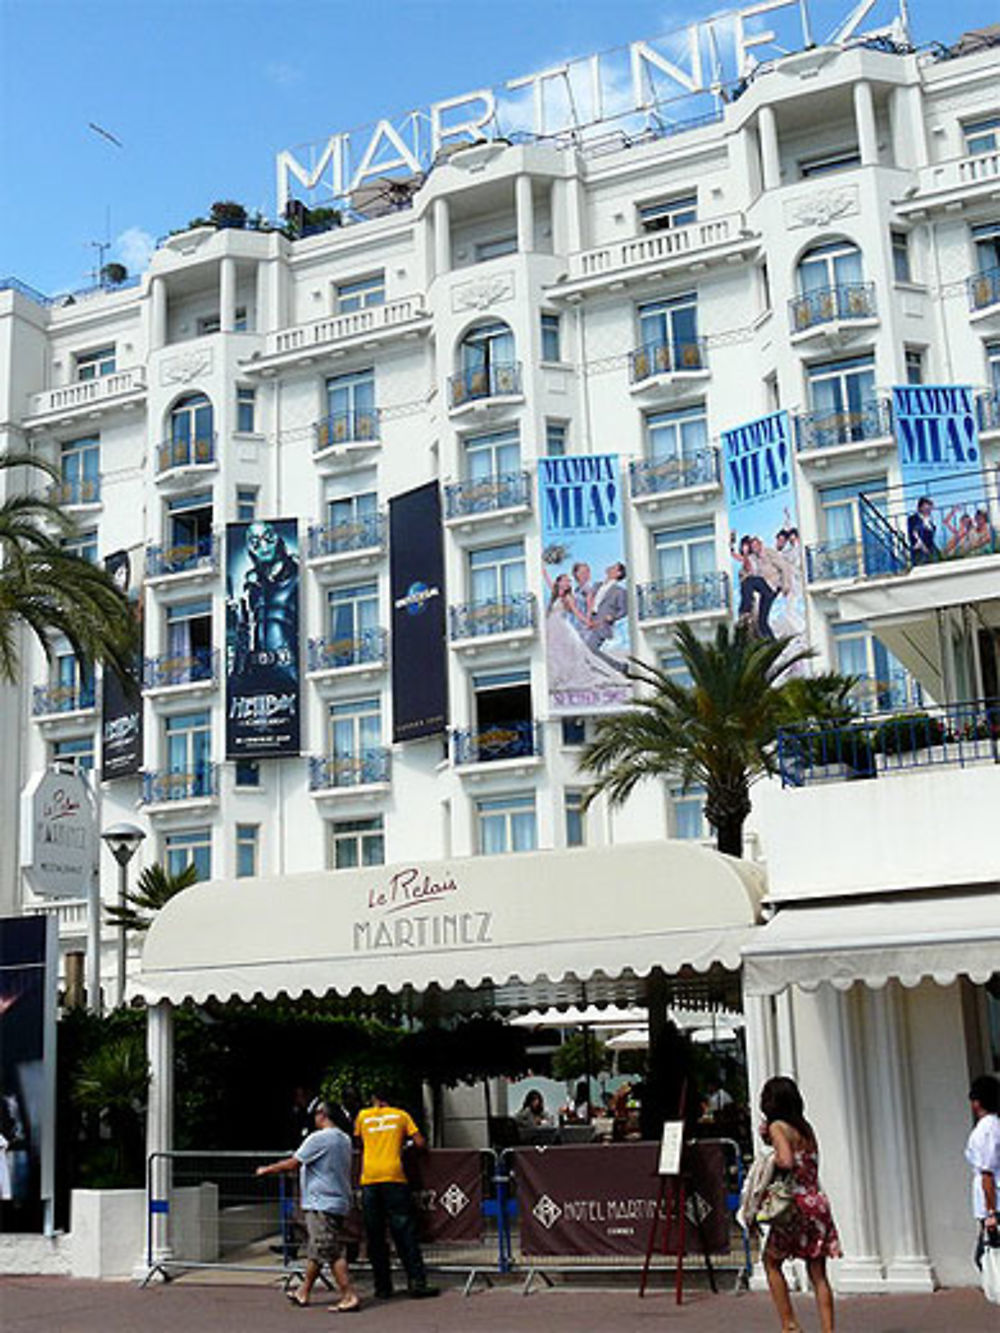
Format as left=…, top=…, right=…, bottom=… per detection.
left=257, top=1099, right=359, bottom=1311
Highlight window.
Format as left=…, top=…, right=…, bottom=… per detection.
left=464, top=427, right=520, bottom=482
left=759, top=262, right=771, bottom=313
left=164, top=599, right=213, bottom=679
left=891, top=231, right=911, bottom=284
left=167, top=490, right=213, bottom=557
left=61, top=530, right=98, bottom=564
left=169, top=393, right=214, bottom=461
left=905, top=347, right=924, bottom=385
left=671, top=785, right=708, bottom=840
left=51, top=735, right=95, bottom=774
left=545, top=421, right=567, bottom=456
left=59, top=435, right=100, bottom=505
left=457, top=321, right=517, bottom=397
left=561, top=717, right=586, bottom=746
left=336, top=273, right=385, bottom=312
left=638, top=194, right=696, bottom=232
left=807, top=354, right=877, bottom=443
left=637, top=294, right=699, bottom=365
left=235, top=759, right=260, bottom=788
left=540, top=313, right=561, bottom=362
left=799, top=147, right=861, bottom=178
left=328, top=698, right=382, bottom=780
left=164, top=710, right=212, bottom=793
left=235, top=824, right=259, bottom=878
left=327, top=583, right=379, bottom=658
left=164, top=828, right=211, bottom=882
left=76, top=346, right=115, bottom=381
left=470, top=668, right=533, bottom=761
left=477, top=794, right=536, bottom=855
left=469, top=541, right=525, bottom=604
left=659, top=653, right=693, bottom=688
left=50, top=641, right=94, bottom=709
left=564, top=790, right=586, bottom=848
left=964, top=114, right=1000, bottom=157
left=817, top=477, right=886, bottom=549
left=988, top=341, right=1000, bottom=393
left=330, top=817, right=384, bottom=869
left=475, top=235, right=517, bottom=262
left=647, top=405, right=708, bottom=464
left=325, top=368, right=375, bottom=440
left=196, top=308, right=246, bottom=336
left=832, top=620, right=920, bottom=713
left=326, top=490, right=378, bottom=541
left=972, top=221, right=1000, bottom=276
left=653, top=522, right=716, bottom=584
left=236, top=387, right=256, bottom=433
left=236, top=487, right=257, bottom=523
left=797, top=240, right=863, bottom=297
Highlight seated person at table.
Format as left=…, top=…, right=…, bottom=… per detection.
left=515, top=1090, right=553, bottom=1132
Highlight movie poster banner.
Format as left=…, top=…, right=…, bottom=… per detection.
left=538, top=454, right=632, bottom=716
left=101, top=549, right=143, bottom=780
left=721, top=411, right=808, bottom=667
left=390, top=482, right=448, bottom=742
left=225, top=520, right=301, bottom=758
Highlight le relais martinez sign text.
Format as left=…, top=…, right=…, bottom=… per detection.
left=275, top=0, right=903, bottom=211
left=353, top=866, right=493, bottom=954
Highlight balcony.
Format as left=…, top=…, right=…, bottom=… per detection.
left=898, top=149, right=1000, bottom=216
left=259, top=296, right=431, bottom=367
left=805, top=539, right=864, bottom=584
left=143, top=648, right=218, bottom=693
left=307, top=628, right=388, bottom=676
left=449, top=593, right=537, bottom=645
left=452, top=720, right=543, bottom=768
left=978, top=390, right=1000, bottom=436
left=789, top=283, right=877, bottom=340
left=156, top=434, right=217, bottom=478
left=309, top=749, right=391, bottom=794
left=145, top=533, right=220, bottom=582
left=24, top=367, right=147, bottom=424
left=629, top=339, right=708, bottom=391
left=856, top=472, right=1000, bottom=582
left=795, top=399, right=892, bottom=459
left=313, top=410, right=381, bottom=467
left=48, top=476, right=100, bottom=508
left=32, top=680, right=96, bottom=718
left=141, top=765, right=219, bottom=807
left=629, top=450, right=720, bottom=505
left=307, top=512, right=386, bottom=570
left=448, top=362, right=523, bottom=413
left=444, top=471, right=531, bottom=525
left=969, top=267, right=1000, bottom=316
left=637, top=571, right=729, bottom=626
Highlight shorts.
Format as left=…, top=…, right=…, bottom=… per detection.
left=304, top=1210, right=345, bottom=1265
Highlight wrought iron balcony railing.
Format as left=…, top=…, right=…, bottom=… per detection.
left=309, top=748, right=391, bottom=790
left=630, top=449, right=719, bottom=498
left=805, top=539, right=864, bottom=583
left=629, top=338, right=707, bottom=384
left=307, top=512, right=386, bottom=560
left=789, top=282, right=877, bottom=331
left=795, top=399, right=891, bottom=453
left=637, top=570, right=729, bottom=621
left=969, top=266, right=1000, bottom=312
left=313, top=409, right=381, bottom=451
left=444, top=470, right=531, bottom=520
left=449, top=592, right=536, bottom=641
left=857, top=471, right=1000, bottom=578
left=32, top=680, right=96, bottom=716
left=977, top=389, right=1000, bottom=433
left=48, top=476, right=100, bottom=506
left=145, top=533, right=219, bottom=578
left=141, top=765, right=219, bottom=804
left=307, top=628, right=388, bottom=672
left=448, top=361, right=522, bottom=408
left=452, top=719, right=543, bottom=766
left=156, top=434, right=217, bottom=473
left=143, top=648, right=218, bottom=689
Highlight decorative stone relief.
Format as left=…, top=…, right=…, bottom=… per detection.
left=451, top=271, right=515, bottom=314
left=159, top=348, right=214, bottom=386
left=784, top=184, right=859, bottom=230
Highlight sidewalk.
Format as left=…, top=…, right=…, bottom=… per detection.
left=2, top=1275, right=996, bottom=1332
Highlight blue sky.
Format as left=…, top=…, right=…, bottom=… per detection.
left=1, top=0, right=996, bottom=295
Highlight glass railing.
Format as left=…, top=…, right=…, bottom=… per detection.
left=805, top=539, right=864, bottom=583
left=977, top=389, right=1000, bottom=433
left=968, top=266, right=1000, bottom=312
left=444, top=470, right=531, bottom=520
left=313, top=410, right=381, bottom=451
left=449, top=592, right=536, bottom=640
left=790, top=282, right=877, bottom=331
left=637, top=570, right=729, bottom=621
left=141, top=765, right=218, bottom=804
left=146, top=533, right=219, bottom=578
left=795, top=399, right=891, bottom=452
left=48, top=476, right=100, bottom=506
left=143, top=648, right=217, bottom=689
left=307, top=628, right=388, bottom=672
left=32, top=680, right=96, bottom=715
left=629, top=338, right=707, bottom=383
left=309, top=749, right=391, bottom=790
left=856, top=471, right=1000, bottom=577
left=156, top=435, right=216, bottom=473
left=448, top=362, right=522, bottom=408
left=452, top=720, right=542, bottom=765
left=630, top=449, right=719, bottom=497
left=307, top=512, right=385, bottom=559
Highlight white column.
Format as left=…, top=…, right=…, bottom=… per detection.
left=219, top=256, right=237, bottom=334
left=868, top=985, right=936, bottom=1290
left=728, top=125, right=756, bottom=204
left=150, top=277, right=167, bottom=350
left=758, top=106, right=781, bottom=191
left=564, top=175, right=584, bottom=253
left=550, top=180, right=567, bottom=257
left=433, top=197, right=451, bottom=279
left=832, top=985, right=884, bottom=1289
left=145, top=1000, right=174, bottom=1271
left=854, top=81, right=879, bottom=167
left=744, top=993, right=778, bottom=1111
left=904, top=83, right=928, bottom=168
left=516, top=174, right=534, bottom=253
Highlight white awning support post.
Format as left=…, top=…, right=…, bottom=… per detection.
left=145, top=999, right=174, bottom=1275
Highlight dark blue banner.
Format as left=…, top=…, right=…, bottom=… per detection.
left=390, top=483, right=447, bottom=741
left=101, top=549, right=143, bottom=780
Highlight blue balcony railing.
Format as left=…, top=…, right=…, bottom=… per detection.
left=977, top=389, right=1000, bottom=433
left=307, top=512, right=385, bottom=560
left=630, top=449, right=719, bottom=498
left=444, top=470, right=531, bottom=520
left=777, top=700, right=999, bottom=787
left=452, top=720, right=542, bottom=766
left=629, top=338, right=707, bottom=384
left=48, top=476, right=100, bottom=506
left=789, top=282, right=877, bottom=331
left=156, top=434, right=216, bottom=474
left=307, top=627, right=388, bottom=672
left=32, top=680, right=96, bottom=716
left=143, top=648, right=217, bottom=689
left=856, top=471, right=1000, bottom=578
left=146, top=533, right=219, bottom=578
left=795, top=399, right=891, bottom=452
left=313, top=409, right=381, bottom=452
left=637, top=570, right=729, bottom=621
left=805, top=539, right=864, bottom=583
left=141, top=765, right=218, bottom=804
left=309, top=748, right=391, bottom=790
left=969, top=266, right=1000, bottom=312
left=449, top=592, right=536, bottom=640
left=449, top=361, right=522, bottom=408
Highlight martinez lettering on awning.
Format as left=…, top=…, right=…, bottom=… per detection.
left=138, top=842, right=764, bottom=1006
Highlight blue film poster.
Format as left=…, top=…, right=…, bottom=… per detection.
left=538, top=454, right=632, bottom=715
left=721, top=410, right=808, bottom=665
left=390, top=482, right=448, bottom=742
left=225, top=520, right=301, bottom=758
left=101, top=549, right=144, bottom=780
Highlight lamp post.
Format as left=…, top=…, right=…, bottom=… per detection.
left=101, top=822, right=146, bottom=1007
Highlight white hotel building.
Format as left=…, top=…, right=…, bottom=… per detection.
left=2, top=21, right=999, bottom=1289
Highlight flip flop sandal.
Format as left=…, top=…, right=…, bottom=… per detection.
left=329, top=1298, right=361, bottom=1314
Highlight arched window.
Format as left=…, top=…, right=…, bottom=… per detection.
left=452, top=321, right=519, bottom=405
left=794, top=241, right=872, bottom=327
left=168, top=393, right=215, bottom=466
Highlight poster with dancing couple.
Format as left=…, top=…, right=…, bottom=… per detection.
left=721, top=410, right=809, bottom=674
left=538, top=454, right=633, bottom=715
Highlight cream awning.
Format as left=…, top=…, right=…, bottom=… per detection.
left=137, top=841, right=765, bottom=1006
left=742, top=890, right=1000, bottom=997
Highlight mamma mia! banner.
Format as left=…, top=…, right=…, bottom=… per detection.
left=721, top=411, right=808, bottom=662
left=390, top=482, right=447, bottom=742
left=225, top=520, right=301, bottom=758
left=538, top=454, right=631, bottom=715
left=101, top=549, right=143, bottom=780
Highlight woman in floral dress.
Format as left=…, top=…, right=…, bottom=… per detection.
left=759, top=1076, right=841, bottom=1333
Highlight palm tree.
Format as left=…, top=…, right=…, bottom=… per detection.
left=0, top=452, right=139, bottom=685
left=579, top=621, right=852, bottom=858
left=105, top=860, right=199, bottom=934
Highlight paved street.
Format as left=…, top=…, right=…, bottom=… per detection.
left=2, top=1275, right=996, bottom=1332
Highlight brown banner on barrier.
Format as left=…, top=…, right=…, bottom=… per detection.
left=516, top=1142, right=729, bottom=1258
left=408, top=1148, right=484, bottom=1245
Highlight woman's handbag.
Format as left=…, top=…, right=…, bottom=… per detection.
left=756, top=1173, right=796, bottom=1225
left=983, top=1229, right=1000, bottom=1304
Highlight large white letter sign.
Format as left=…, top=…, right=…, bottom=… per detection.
left=350, top=119, right=422, bottom=192
left=506, top=65, right=571, bottom=136
left=734, top=0, right=806, bottom=76
left=430, top=89, right=496, bottom=156
left=276, top=135, right=347, bottom=211
left=630, top=36, right=704, bottom=106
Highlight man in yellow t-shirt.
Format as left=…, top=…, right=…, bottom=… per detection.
left=354, top=1089, right=438, bottom=1300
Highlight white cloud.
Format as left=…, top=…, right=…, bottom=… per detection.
left=265, top=61, right=304, bottom=89
left=115, top=226, right=155, bottom=275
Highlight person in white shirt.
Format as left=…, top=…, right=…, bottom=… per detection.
left=964, top=1074, right=1000, bottom=1273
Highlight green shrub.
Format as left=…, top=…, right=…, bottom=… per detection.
left=872, top=712, right=946, bottom=755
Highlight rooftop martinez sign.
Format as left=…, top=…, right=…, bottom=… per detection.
left=276, top=0, right=905, bottom=211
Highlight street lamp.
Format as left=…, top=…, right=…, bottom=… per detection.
left=101, top=822, right=146, bottom=1006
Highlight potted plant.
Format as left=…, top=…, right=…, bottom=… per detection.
left=101, top=262, right=128, bottom=287
left=872, top=711, right=947, bottom=770
left=210, top=200, right=247, bottom=230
